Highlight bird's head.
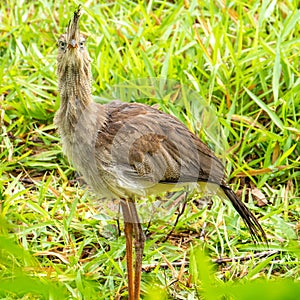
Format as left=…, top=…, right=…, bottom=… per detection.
left=57, top=6, right=91, bottom=85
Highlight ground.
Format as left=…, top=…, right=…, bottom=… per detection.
left=0, top=1, right=299, bottom=299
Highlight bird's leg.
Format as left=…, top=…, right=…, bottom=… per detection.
left=121, top=200, right=145, bottom=300
left=132, top=208, right=145, bottom=299
left=121, top=201, right=134, bottom=300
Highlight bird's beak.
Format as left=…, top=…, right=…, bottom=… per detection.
left=68, top=39, right=78, bottom=49
left=67, top=5, right=81, bottom=49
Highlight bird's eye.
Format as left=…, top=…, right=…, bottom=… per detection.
left=59, top=40, right=66, bottom=50
left=79, top=40, right=85, bottom=49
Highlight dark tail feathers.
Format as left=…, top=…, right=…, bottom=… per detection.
left=221, top=185, right=267, bottom=243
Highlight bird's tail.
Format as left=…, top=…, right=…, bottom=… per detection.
left=221, top=185, right=267, bottom=243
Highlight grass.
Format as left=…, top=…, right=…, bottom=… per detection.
left=0, top=0, right=299, bottom=299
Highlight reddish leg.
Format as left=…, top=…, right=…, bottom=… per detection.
left=121, top=200, right=145, bottom=300
left=121, top=202, right=134, bottom=300
left=133, top=221, right=145, bottom=299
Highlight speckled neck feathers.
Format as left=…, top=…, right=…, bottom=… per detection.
left=55, top=7, right=93, bottom=132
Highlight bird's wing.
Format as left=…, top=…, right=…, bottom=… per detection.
left=95, top=101, right=226, bottom=192
left=95, top=101, right=267, bottom=242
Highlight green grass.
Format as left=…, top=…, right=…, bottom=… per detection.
left=1, top=0, right=299, bottom=299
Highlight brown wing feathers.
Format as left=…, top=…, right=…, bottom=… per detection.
left=95, top=101, right=266, bottom=242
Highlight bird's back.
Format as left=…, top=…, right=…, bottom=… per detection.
left=68, top=100, right=226, bottom=199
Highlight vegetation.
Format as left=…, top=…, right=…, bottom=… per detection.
left=0, top=0, right=299, bottom=299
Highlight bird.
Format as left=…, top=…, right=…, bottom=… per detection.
left=55, top=6, right=266, bottom=300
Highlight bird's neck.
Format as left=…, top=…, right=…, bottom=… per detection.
left=55, top=60, right=93, bottom=134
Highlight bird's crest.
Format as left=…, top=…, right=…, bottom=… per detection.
left=67, top=5, right=82, bottom=45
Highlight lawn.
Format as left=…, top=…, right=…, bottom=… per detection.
left=0, top=0, right=299, bottom=299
